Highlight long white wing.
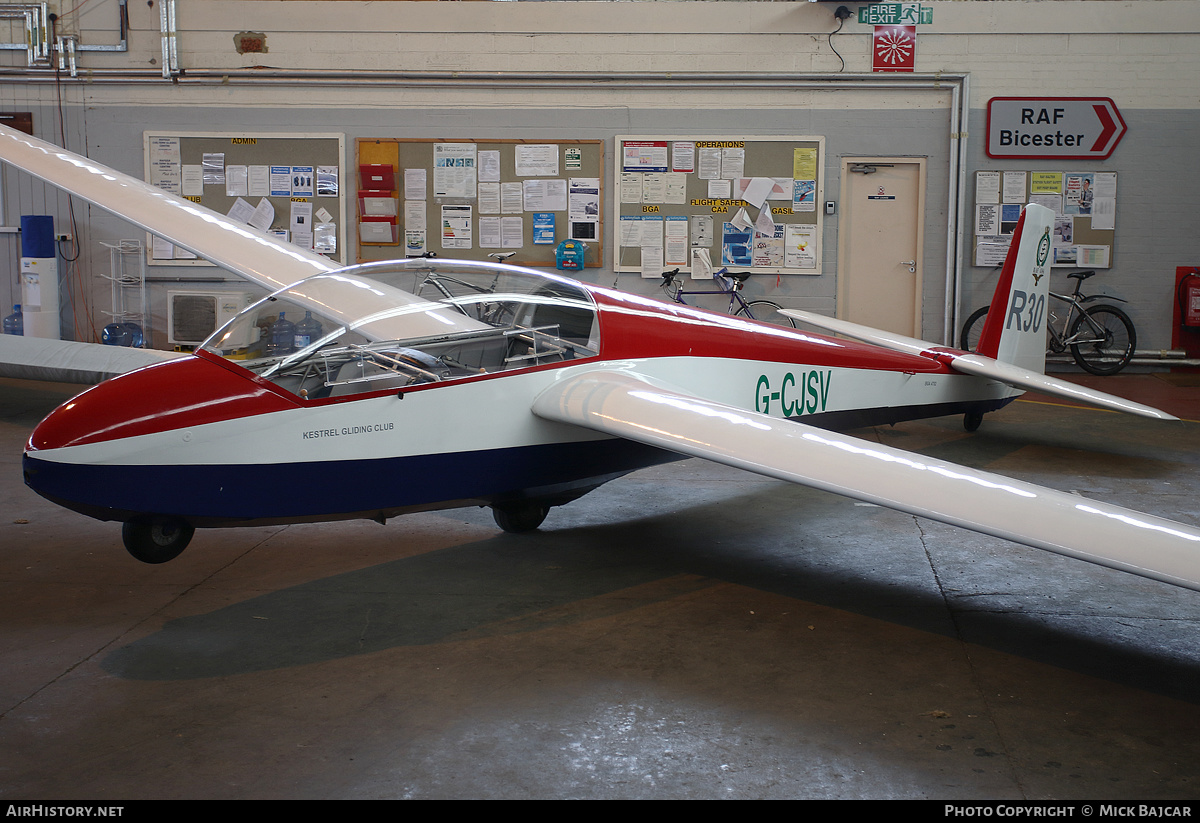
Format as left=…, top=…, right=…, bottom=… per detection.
left=533, top=369, right=1200, bottom=592
left=0, top=124, right=336, bottom=290
left=0, top=334, right=185, bottom=383
left=0, top=125, right=487, bottom=342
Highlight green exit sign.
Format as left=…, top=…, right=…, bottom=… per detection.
left=858, top=4, right=933, bottom=26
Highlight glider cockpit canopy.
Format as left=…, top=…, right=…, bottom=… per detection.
left=201, top=258, right=601, bottom=400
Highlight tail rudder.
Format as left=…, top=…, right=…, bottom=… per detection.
left=974, top=203, right=1054, bottom=371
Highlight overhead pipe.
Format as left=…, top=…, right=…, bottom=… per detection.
left=0, top=1, right=127, bottom=62
left=0, top=2, right=50, bottom=65
left=55, top=34, right=77, bottom=77
left=0, top=66, right=964, bottom=90
left=159, top=0, right=178, bottom=79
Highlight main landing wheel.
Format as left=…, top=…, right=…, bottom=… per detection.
left=491, top=502, right=549, bottom=534
left=122, top=518, right=195, bottom=564
left=963, top=410, right=985, bottom=432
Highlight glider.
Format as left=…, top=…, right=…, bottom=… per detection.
left=5, top=124, right=1200, bottom=596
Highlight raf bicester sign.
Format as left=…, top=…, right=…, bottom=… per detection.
left=987, top=97, right=1127, bottom=160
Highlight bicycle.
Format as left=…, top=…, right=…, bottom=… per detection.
left=660, top=267, right=797, bottom=328
left=959, top=269, right=1136, bottom=375
left=417, top=251, right=518, bottom=326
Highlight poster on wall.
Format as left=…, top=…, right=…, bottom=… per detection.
left=753, top=224, right=785, bottom=268
left=721, top=223, right=753, bottom=267
left=1064, top=173, right=1093, bottom=215
left=433, top=143, right=477, bottom=199
left=533, top=212, right=556, bottom=245
left=784, top=224, right=817, bottom=269
left=622, top=141, right=669, bottom=173
left=515, top=144, right=559, bottom=177
left=569, top=177, right=601, bottom=241
left=441, top=204, right=473, bottom=249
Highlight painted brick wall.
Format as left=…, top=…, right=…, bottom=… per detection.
left=2, top=1, right=1197, bottom=350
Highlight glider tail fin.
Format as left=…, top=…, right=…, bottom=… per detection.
left=973, top=203, right=1055, bottom=372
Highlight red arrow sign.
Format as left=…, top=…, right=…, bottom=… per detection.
left=1090, top=103, right=1118, bottom=154
left=987, top=98, right=1127, bottom=160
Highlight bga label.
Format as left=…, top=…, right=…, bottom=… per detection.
left=756, top=371, right=832, bottom=416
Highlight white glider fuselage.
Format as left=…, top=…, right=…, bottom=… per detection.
left=22, top=280, right=1011, bottom=529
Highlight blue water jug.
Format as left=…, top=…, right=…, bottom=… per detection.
left=102, top=322, right=132, bottom=346
left=124, top=322, right=144, bottom=348
left=2, top=304, right=21, bottom=336
left=268, top=311, right=296, bottom=356
left=294, top=310, right=323, bottom=348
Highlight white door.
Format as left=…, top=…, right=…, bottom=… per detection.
left=838, top=159, right=926, bottom=337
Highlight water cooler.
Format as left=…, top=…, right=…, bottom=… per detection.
left=19, top=215, right=59, bottom=340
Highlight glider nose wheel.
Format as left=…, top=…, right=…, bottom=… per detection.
left=122, top=518, right=195, bottom=564
left=491, top=501, right=549, bottom=533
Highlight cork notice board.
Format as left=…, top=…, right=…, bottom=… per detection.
left=144, top=131, right=346, bottom=266
left=356, top=138, right=604, bottom=268
left=614, top=135, right=825, bottom=277
left=973, top=170, right=1117, bottom=268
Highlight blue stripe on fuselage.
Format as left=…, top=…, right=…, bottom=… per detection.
left=23, top=439, right=679, bottom=528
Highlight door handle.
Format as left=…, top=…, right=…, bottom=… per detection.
left=900, top=260, right=915, bottom=273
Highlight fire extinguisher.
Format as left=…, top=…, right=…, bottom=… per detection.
left=1178, top=269, right=1200, bottom=328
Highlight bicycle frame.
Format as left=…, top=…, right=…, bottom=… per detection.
left=1047, top=289, right=1116, bottom=351
left=664, top=270, right=750, bottom=314
left=659, top=268, right=797, bottom=329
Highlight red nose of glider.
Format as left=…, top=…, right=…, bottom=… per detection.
left=27, top=354, right=295, bottom=452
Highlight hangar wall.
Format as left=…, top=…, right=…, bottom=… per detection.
left=0, top=0, right=1197, bottom=352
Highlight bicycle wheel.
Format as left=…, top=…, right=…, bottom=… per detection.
left=959, top=305, right=990, bottom=352
left=736, top=300, right=797, bottom=328
left=1068, top=304, right=1136, bottom=375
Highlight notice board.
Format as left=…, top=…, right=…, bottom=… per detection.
left=143, top=131, right=347, bottom=266
left=972, top=169, right=1117, bottom=268
left=356, top=138, right=604, bottom=268
left=614, top=135, right=825, bottom=277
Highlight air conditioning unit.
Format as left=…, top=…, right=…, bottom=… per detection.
left=167, top=290, right=256, bottom=347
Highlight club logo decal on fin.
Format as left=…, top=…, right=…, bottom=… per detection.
left=1033, top=228, right=1051, bottom=284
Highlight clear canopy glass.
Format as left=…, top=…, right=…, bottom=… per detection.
left=201, top=259, right=600, bottom=400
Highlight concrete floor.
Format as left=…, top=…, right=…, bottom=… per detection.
left=3, top=374, right=1200, bottom=800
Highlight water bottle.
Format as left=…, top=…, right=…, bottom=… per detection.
left=2, top=304, right=21, bottom=336
left=102, top=322, right=132, bottom=346
left=293, top=310, right=323, bottom=349
left=124, top=322, right=144, bottom=348
left=267, top=311, right=296, bottom=356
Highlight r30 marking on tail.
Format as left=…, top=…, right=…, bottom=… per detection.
left=756, top=371, right=832, bottom=417
left=1007, top=289, right=1046, bottom=334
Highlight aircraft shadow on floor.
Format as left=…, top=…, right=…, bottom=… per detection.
left=102, top=476, right=1200, bottom=705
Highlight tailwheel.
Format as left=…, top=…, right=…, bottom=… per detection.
left=491, top=501, right=549, bottom=533
left=963, top=410, right=985, bottom=432
left=122, top=518, right=195, bottom=564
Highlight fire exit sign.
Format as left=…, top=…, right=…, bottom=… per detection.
left=858, top=4, right=933, bottom=25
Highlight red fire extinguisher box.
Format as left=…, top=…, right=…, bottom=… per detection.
left=1173, top=267, right=1200, bottom=360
